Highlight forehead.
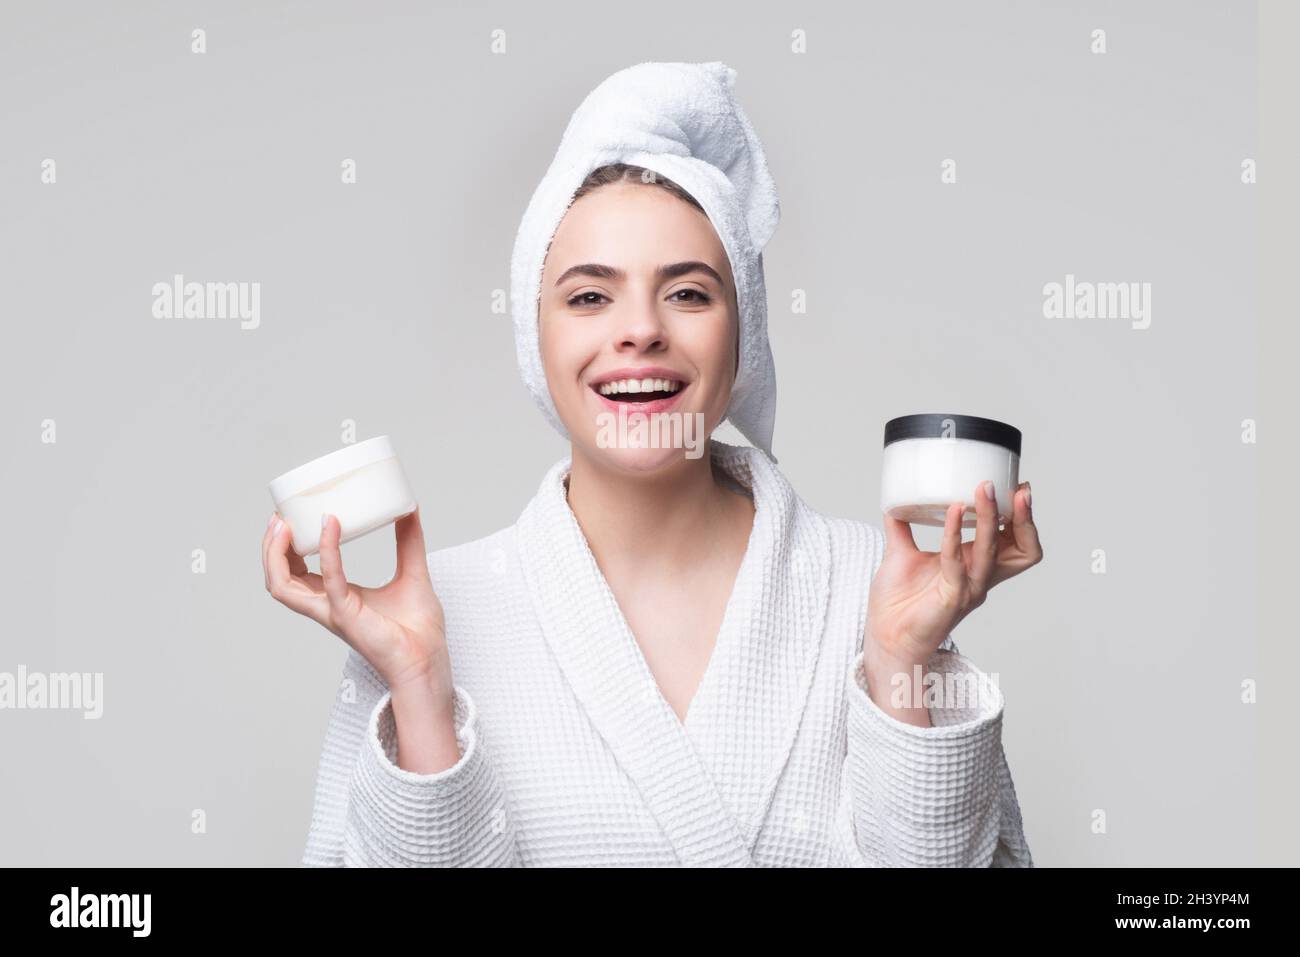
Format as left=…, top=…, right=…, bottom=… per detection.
left=545, top=183, right=732, bottom=275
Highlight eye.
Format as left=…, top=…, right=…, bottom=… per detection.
left=669, top=288, right=712, bottom=304
left=567, top=291, right=608, bottom=307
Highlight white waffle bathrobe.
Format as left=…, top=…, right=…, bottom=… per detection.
left=300, top=441, right=1033, bottom=867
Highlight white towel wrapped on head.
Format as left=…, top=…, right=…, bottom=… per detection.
left=509, top=61, right=781, bottom=459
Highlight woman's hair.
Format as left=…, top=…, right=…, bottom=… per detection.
left=569, top=163, right=705, bottom=213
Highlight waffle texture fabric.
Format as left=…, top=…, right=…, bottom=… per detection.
left=300, top=441, right=1033, bottom=867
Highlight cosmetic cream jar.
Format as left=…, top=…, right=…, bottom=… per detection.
left=881, top=414, right=1021, bottom=528
left=268, top=435, right=418, bottom=557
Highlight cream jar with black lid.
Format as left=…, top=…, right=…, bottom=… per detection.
left=880, top=414, right=1021, bottom=528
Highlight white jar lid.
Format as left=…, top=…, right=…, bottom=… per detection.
left=883, top=414, right=1021, bottom=456
left=268, top=435, right=398, bottom=502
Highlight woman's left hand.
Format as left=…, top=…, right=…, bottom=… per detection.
left=864, top=479, right=1042, bottom=701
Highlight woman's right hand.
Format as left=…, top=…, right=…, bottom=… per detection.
left=262, top=506, right=453, bottom=706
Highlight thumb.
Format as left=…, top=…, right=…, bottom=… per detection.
left=881, top=513, right=919, bottom=555
left=394, top=505, right=431, bottom=584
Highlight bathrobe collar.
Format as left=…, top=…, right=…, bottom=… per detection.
left=515, top=440, right=833, bottom=866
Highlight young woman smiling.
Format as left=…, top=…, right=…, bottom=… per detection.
left=263, top=62, right=1042, bottom=867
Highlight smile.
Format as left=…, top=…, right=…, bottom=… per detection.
left=588, top=368, right=691, bottom=414
left=594, top=377, right=684, bottom=402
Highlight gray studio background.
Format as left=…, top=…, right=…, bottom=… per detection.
left=0, top=0, right=1256, bottom=866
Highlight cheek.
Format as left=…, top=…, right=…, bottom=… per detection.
left=537, top=317, right=565, bottom=398
left=693, top=314, right=732, bottom=358
left=709, top=315, right=739, bottom=385
left=539, top=314, right=573, bottom=373
left=682, top=317, right=739, bottom=400
left=539, top=315, right=596, bottom=404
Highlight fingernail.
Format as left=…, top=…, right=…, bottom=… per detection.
left=271, top=517, right=283, bottom=536
left=983, top=480, right=996, bottom=501
left=1024, top=483, right=1032, bottom=507
left=267, top=512, right=277, bottom=527
left=321, top=512, right=330, bottom=530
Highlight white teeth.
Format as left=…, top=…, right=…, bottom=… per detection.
left=597, top=377, right=683, bottom=396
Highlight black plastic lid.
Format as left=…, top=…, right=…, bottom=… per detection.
left=883, top=413, right=1021, bottom=456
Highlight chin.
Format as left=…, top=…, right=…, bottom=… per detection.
left=598, top=444, right=697, bottom=474
left=566, top=391, right=717, bottom=470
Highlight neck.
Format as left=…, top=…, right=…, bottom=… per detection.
left=565, top=442, right=749, bottom=568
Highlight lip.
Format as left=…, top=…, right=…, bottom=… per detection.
left=587, top=366, right=691, bottom=388
left=587, top=366, right=691, bottom=416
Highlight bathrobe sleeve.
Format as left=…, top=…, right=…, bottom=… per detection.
left=300, top=648, right=520, bottom=867
left=840, top=641, right=1033, bottom=867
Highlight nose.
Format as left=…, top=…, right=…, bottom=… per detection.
left=612, top=297, right=667, bottom=355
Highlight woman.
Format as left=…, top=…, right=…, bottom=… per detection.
left=263, top=62, right=1042, bottom=867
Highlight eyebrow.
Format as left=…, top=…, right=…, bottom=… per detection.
left=553, top=261, right=724, bottom=289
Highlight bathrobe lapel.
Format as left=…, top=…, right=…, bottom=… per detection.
left=515, top=441, right=832, bottom=866
left=680, top=444, right=832, bottom=849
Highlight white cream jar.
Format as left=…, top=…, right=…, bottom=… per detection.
left=881, top=414, right=1021, bottom=528
left=268, top=435, right=418, bottom=557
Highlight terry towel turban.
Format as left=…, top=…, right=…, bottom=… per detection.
left=509, top=61, right=781, bottom=459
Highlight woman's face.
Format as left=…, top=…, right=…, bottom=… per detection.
left=538, top=181, right=739, bottom=474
